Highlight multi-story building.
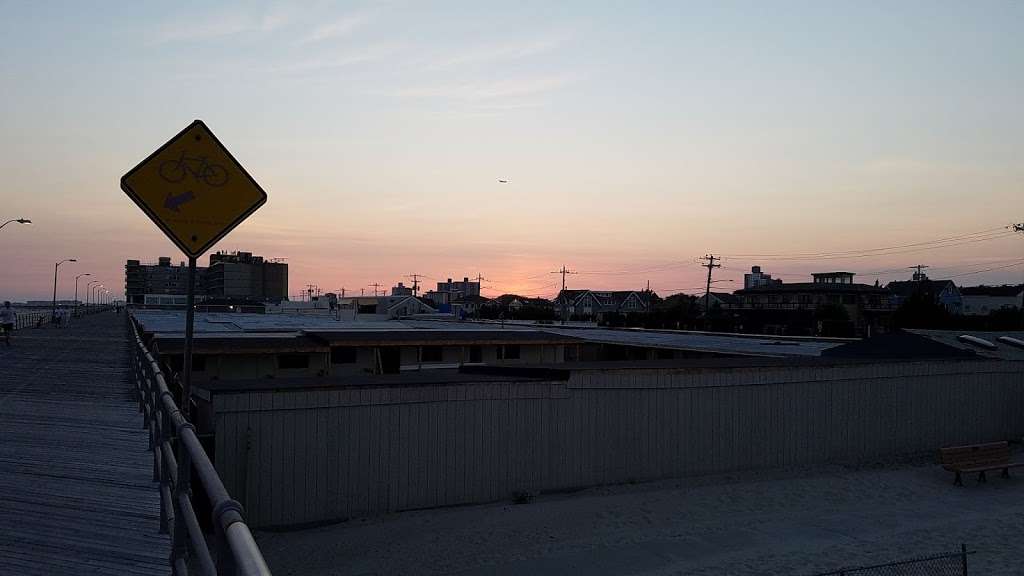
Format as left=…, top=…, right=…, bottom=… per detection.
left=391, top=282, right=414, bottom=296
left=125, top=257, right=207, bottom=305
left=205, top=251, right=288, bottom=302
left=743, top=266, right=782, bottom=289
left=435, top=277, right=480, bottom=299
left=126, top=251, right=288, bottom=305
left=733, top=272, right=893, bottom=336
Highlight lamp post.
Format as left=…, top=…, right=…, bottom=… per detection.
left=0, top=218, right=31, bottom=231
left=52, top=258, right=77, bottom=321
left=91, top=284, right=104, bottom=309
left=86, top=281, right=100, bottom=308
left=74, top=273, right=91, bottom=316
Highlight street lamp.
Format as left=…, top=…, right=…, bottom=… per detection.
left=91, top=284, right=104, bottom=309
left=0, top=218, right=31, bottom=230
left=74, top=273, right=91, bottom=316
left=52, top=258, right=77, bottom=320
left=86, top=280, right=100, bottom=308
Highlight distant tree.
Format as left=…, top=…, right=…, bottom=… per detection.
left=815, top=303, right=854, bottom=337
left=892, top=292, right=954, bottom=329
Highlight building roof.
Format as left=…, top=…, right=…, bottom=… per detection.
left=905, top=329, right=1024, bottom=361
left=540, top=326, right=847, bottom=357
left=709, top=292, right=740, bottom=306
left=305, top=329, right=581, bottom=346
left=959, top=285, right=1023, bottom=297
left=735, top=282, right=888, bottom=295
left=886, top=279, right=958, bottom=298
left=822, top=330, right=976, bottom=359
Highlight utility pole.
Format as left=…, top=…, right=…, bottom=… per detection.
left=1013, top=223, right=1024, bottom=327
left=550, top=265, right=577, bottom=324
left=369, top=282, right=382, bottom=297
left=909, top=264, right=929, bottom=281
left=700, top=254, right=721, bottom=318
left=406, top=274, right=422, bottom=297
left=474, top=273, right=487, bottom=297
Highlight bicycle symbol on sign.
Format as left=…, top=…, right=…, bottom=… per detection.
left=158, top=151, right=229, bottom=187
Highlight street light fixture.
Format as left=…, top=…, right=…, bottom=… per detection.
left=86, top=280, right=100, bottom=308
left=74, top=273, right=91, bottom=315
left=52, top=258, right=77, bottom=320
left=93, top=284, right=104, bottom=308
left=0, top=218, right=32, bottom=230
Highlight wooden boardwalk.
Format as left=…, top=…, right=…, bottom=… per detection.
left=0, top=311, right=169, bottom=575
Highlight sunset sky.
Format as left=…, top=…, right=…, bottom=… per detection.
left=2, top=1, right=1022, bottom=302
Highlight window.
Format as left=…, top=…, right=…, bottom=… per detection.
left=278, top=354, right=309, bottom=370
left=468, top=346, right=482, bottom=363
left=498, top=344, right=520, bottom=360
left=331, top=347, right=357, bottom=364
left=842, top=295, right=856, bottom=305
left=421, top=346, right=443, bottom=363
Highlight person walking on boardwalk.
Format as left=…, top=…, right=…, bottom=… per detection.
left=1, top=301, right=16, bottom=346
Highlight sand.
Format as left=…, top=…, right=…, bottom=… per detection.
left=257, top=457, right=1024, bottom=575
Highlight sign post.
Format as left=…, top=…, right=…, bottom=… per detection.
left=122, top=120, right=267, bottom=417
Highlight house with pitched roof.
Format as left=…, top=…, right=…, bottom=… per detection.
left=553, top=289, right=651, bottom=320
left=887, top=278, right=963, bottom=315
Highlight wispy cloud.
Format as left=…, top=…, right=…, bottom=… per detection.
left=393, top=72, right=583, bottom=102
left=151, top=7, right=292, bottom=44
left=299, top=14, right=368, bottom=44
left=267, top=44, right=399, bottom=75
left=423, top=33, right=569, bottom=70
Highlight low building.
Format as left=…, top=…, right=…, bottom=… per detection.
left=960, top=285, right=1023, bottom=316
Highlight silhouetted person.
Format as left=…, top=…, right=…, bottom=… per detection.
left=1, top=302, right=15, bottom=346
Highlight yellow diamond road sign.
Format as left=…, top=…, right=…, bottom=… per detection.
left=121, top=120, right=267, bottom=259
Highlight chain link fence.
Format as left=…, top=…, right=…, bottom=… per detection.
left=812, top=545, right=973, bottom=576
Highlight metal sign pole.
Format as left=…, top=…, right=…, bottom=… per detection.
left=181, top=256, right=197, bottom=418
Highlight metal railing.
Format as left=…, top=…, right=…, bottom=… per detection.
left=811, top=545, right=973, bottom=576
left=14, top=311, right=50, bottom=330
left=130, top=316, right=271, bottom=575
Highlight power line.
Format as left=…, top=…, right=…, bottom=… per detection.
left=720, top=226, right=1010, bottom=259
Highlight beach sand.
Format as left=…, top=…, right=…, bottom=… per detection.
left=257, top=456, right=1024, bottom=575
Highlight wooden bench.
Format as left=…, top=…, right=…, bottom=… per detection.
left=939, top=441, right=1024, bottom=486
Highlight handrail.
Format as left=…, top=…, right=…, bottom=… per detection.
left=129, top=313, right=271, bottom=576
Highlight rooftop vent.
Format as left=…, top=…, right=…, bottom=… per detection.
left=957, top=335, right=997, bottom=351
left=996, top=336, right=1024, bottom=349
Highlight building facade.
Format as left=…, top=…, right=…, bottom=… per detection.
left=125, top=257, right=207, bottom=305
left=205, top=251, right=288, bottom=301
left=743, top=266, right=782, bottom=289
left=733, top=272, right=893, bottom=336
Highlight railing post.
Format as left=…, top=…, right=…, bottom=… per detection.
left=171, top=422, right=194, bottom=572
left=961, top=543, right=968, bottom=576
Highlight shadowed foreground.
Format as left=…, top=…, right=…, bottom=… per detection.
left=0, top=312, right=168, bottom=575
left=259, top=458, right=1024, bottom=575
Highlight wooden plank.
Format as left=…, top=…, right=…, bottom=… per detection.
left=0, top=313, right=168, bottom=576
